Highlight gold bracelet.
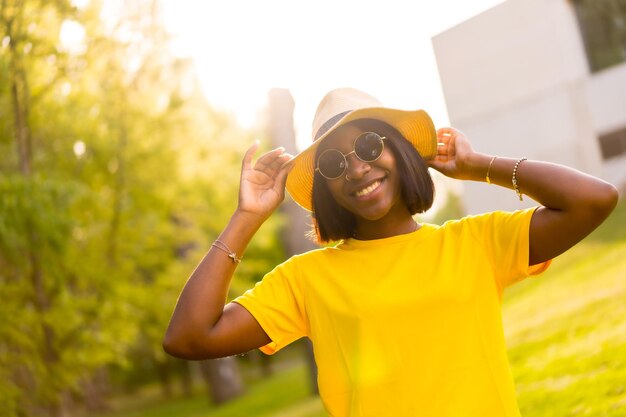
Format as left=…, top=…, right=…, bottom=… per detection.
left=485, top=156, right=497, bottom=184
left=512, top=157, right=527, bottom=201
left=212, top=239, right=242, bottom=264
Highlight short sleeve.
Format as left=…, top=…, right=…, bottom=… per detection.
left=468, top=207, right=551, bottom=292
left=233, top=257, right=308, bottom=355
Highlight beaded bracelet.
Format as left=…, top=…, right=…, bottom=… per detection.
left=512, top=157, right=527, bottom=201
left=212, top=239, right=242, bottom=264
left=485, top=156, right=497, bottom=184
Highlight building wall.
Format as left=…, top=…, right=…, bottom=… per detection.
left=432, top=0, right=626, bottom=214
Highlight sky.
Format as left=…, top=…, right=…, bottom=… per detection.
left=161, top=0, right=505, bottom=150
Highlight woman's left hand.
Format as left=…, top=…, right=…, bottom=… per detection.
left=428, top=127, right=479, bottom=180
left=430, top=128, right=618, bottom=267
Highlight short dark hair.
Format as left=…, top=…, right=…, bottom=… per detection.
left=311, top=119, right=435, bottom=243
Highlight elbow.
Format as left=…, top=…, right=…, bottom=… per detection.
left=162, top=328, right=197, bottom=360
left=162, top=329, right=221, bottom=360
left=162, top=330, right=188, bottom=359
left=575, top=181, right=620, bottom=227
left=591, top=182, right=619, bottom=219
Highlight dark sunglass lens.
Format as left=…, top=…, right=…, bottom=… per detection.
left=318, top=150, right=346, bottom=178
left=355, top=132, right=383, bottom=161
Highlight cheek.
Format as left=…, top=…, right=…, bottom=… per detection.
left=381, top=152, right=402, bottom=195
left=326, top=179, right=345, bottom=201
left=379, top=148, right=397, bottom=167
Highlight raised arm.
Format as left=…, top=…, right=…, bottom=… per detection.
left=163, top=142, right=293, bottom=360
left=429, top=127, right=618, bottom=266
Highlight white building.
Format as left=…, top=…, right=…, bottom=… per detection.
left=432, top=0, right=626, bottom=214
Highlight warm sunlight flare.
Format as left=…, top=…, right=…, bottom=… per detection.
left=161, top=0, right=505, bottom=149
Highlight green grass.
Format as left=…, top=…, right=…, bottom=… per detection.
left=92, top=363, right=325, bottom=417
left=204, top=364, right=324, bottom=417
left=503, top=199, right=626, bottom=416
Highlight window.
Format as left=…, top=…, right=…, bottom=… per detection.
left=572, top=0, right=626, bottom=72
left=599, top=127, right=626, bottom=160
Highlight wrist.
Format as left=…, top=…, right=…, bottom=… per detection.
left=461, top=153, right=492, bottom=182
left=218, top=209, right=266, bottom=251
left=232, top=207, right=269, bottom=228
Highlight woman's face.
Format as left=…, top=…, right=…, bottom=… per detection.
left=318, top=123, right=406, bottom=223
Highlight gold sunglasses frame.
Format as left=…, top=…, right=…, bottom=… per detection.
left=315, top=132, right=387, bottom=180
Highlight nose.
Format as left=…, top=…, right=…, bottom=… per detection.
left=345, top=152, right=370, bottom=180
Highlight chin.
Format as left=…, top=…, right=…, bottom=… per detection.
left=353, top=203, right=394, bottom=222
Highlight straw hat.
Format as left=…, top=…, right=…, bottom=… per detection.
left=285, top=87, right=437, bottom=211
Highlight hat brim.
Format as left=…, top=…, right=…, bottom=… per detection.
left=285, top=107, right=437, bottom=212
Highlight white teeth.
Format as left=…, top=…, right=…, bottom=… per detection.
left=355, top=180, right=381, bottom=197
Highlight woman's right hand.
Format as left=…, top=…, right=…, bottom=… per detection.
left=164, top=140, right=291, bottom=360
left=237, top=141, right=294, bottom=221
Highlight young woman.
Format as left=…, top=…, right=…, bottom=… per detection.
left=164, top=88, right=618, bottom=416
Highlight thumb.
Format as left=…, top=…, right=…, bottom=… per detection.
left=426, top=156, right=443, bottom=170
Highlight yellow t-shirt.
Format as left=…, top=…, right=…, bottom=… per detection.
left=234, top=208, right=550, bottom=417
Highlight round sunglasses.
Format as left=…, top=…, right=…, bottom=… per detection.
left=315, top=132, right=386, bottom=180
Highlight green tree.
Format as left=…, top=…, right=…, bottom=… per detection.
left=1, top=0, right=286, bottom=415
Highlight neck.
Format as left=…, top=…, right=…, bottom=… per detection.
left=353, top=210, right=419, bottom=240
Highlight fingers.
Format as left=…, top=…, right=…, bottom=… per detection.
left=242, top=141, right=295, bottom=182
left=255, top=149, right=293, bottom=178
left=437, top=126, right=462, bottom=136
left=280, top=155, right=295, bottom=170
left=241, top=141, right=260, bottom=173
left=242, top=142, right=284, bottom=170
left=437, top=128, right=450, bottom=149
left=267, top=151, right=293, bottom=171
left=436, top=133, right=451, bottom=156
left=275, top=156, right=296, bottom=187
left=437, top=126, right=462, bottom=156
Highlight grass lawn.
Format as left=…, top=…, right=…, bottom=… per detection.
left=503, top=199, right=626, bottom=416
left=93, top=363, right=325, bottom=417
left=100, top=200, right=625, bottom=417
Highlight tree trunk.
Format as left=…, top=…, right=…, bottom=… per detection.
left=177, top=359, right=193, bottom=397
left=7, top=9, right=62, bottom=416
left=9, top=26, right=32, bottom=176
left=155, top=358, right=174, bottom=399
left=107, top=105, right=128, bottom=265
left=82, top=368, right=111, bottom=413
left=199, top=358, right=245, bottom=405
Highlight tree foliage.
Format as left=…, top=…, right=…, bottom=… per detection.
left=0, top=0, right=284, bottom=415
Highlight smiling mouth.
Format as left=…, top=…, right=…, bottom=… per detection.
left=354, top=179, right=382, bottom=197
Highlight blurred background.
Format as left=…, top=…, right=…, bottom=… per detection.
left=1, top=0, right=624, bottom=416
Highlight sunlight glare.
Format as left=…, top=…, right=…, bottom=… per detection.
left=162, top=0, right=505, bottom=148
left=73, top=140, right=86, bottom=158
left=59, top=20, right=86, bottom=54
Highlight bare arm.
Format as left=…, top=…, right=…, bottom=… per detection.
left=163, top=142, right=294, bottom=360
left=429, top=127, right=618, bottom=265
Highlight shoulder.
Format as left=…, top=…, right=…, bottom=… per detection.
left=269, top=245, right=341, bottom=276
left=441, top=208, right=537, bottom=228
left=435, top=208, right=538, bottom=239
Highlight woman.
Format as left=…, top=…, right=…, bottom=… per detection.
left=164, top=88, right=618, bottom=416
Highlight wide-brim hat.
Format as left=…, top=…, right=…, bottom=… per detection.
left=285, top=87, right=437, bottom=211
